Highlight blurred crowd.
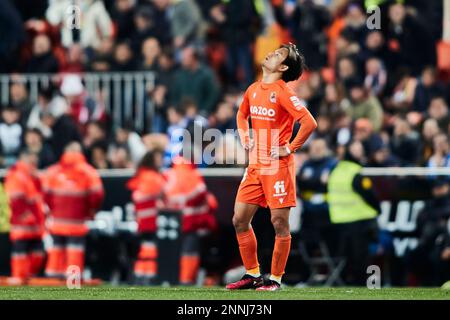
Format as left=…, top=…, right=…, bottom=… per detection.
left=0, top=0, right=449, bottom=172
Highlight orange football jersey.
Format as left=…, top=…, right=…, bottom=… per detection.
left=238, top=79, right=312, bottom=169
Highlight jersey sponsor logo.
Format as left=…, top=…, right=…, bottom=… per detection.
left=273, top=180, right=287, bottom=201
left=250, top=105, right=276, bottom=117
left=270, top=91, right=276, bottom=103
left=289, top=96, right=303, bottom=110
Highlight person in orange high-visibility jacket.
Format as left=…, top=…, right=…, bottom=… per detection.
left=4, top=150, right=45, bottom=282
left=41, top=142, right=104, bottom=278
left=127, top=149, right=166, bottom=284
left=163, top=155, right=218, bottom=285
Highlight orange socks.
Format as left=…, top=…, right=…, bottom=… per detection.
left=179, top=255, right=200, bottom=284
left=270, top=235, right=291, bottom=283
left=236, top=230, right=291, bottom=282
left=236, top=229, right=260, bottom=276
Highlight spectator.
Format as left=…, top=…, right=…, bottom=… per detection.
left=41, top=109, right=82, bottom=160
left=111, top=41, right=138, bottom=71
left=342, top=3, right=367, bottom=47
left=386, top=68, right=417, bottom=113
left=23, top=128, right=56, bottom=169
left=27, top=85, right=68, bottom=139
left=427, top=97, right=450, bottom=133
left=390, top=117, right=422, bottom=166
left=164, top=105, right=187, bottom=167
left=337, top=57, right=359, bottom=82
left=342, top=78, right=384, bottom=132
left=61, top=43, right=85, bottom=73
left=352, top=118, right=384, bottom=162
left=298, top=138, right=338, bottom=253
left=360, top=30, right=388, bottom=63
left=319, top=83, right=344, bottom=122
left=141, top=37, right=161, bottom=71
left=130, top=5, right=158, bottom=53
left=181, top=98, right=208, bottom=129
left=0, top=106, right=23, bottom=168
left=145, top=0, right=172, bottom=47
left=170, top=46, right=220, bottom=115
left=46, top=0, right=113, bottom=50
left=90, top=141, right=112, bottom=169
left=149, top=48, right=177, bottom=133
left=88, top=38, right=114, bottom=72
left=421, top=118, right=441, bottom=163
left=412, top=67, right=445, bottom=113
left=25, top=34, right=59, bottom=73
left=427, top=133, right=450, bottom=169
left=334, top=30, right=361, bottom=65
left=60, top=74, right=106, bottom=130
left=275, top=0, right=330, bottom=71
left=83, top=120, right=109, bottom=160
left=211, top=0, right=260, bottom=89
left=370, top=142, right=401, bottom=167
left=112, top=0, right=136, bottom=42
left=170, top=0, right=204, bottom=50
left=109, top=144, right=133, bottom=168
left=385, top=2, right=436, bottom=76
left=364, top=57, right=387, bottom=97
left=114, top=125, right=146, bottom=164
left=9, top=78, right=33, bottom=127
left=212, top=101, right=237, bottom=134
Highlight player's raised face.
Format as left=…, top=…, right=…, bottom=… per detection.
left=262, top=47, right=289, bottom=73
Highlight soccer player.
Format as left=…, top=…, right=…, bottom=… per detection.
left=226, top=43, right=317, bottom=291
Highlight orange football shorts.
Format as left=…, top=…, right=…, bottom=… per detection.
left=236, top=163, right=297, bottom=209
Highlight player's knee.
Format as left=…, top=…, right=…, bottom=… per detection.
left=271, top=216, right=289, bottom=236
left=232, top=215, right=248, bottom=232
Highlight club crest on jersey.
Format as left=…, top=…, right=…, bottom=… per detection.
left=270, top=91, right=276, bottom=103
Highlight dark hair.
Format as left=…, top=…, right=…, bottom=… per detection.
left=138, top=149, right=163, bottom=171
left=25, top=128, right=44, bottom=139
left=91, top=140, right=108, bottom=153
left=38, top=84, right=54, bottom=100
left=280, top=43, right=306, bottom=82
left=180, top=97, right=197, bottom=113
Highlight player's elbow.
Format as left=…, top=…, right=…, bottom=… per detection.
left=309, top=114, right=318, bottom=130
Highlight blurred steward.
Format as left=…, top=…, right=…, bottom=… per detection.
left=163, top=154, right=218, bottom=285
left=327, top=140, right=380, bottom=285
left=4, top=150, right=45, bottom=282
left=41, top=142, right=104, bottom=279
left=127, top=149, right=165, bottom=284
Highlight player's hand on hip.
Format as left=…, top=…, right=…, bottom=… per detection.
left=244, top=139, right=255, bottom=151
left=270, top=145, right=290, bottom=159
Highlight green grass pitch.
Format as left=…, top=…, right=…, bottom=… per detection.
left=0, top=286, right=449, bottom=300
